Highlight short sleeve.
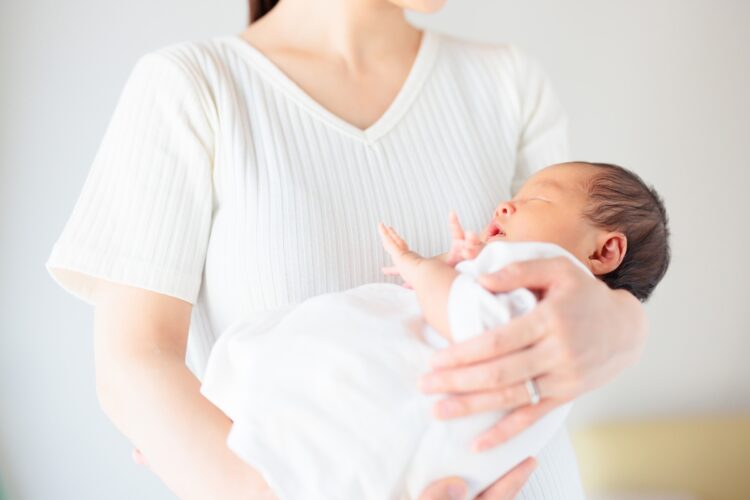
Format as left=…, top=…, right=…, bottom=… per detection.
left=45, top=51, right=216, bottom=305
left=509, top=45, right=572, bottom=195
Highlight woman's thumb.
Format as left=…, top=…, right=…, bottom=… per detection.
left=419, top=477, right=467, bottom=500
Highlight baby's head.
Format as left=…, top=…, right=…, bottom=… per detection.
left=485, top=162, right=670, bottom=301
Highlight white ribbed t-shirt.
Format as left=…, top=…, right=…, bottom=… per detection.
left=45, top=28, right=581, bottom=498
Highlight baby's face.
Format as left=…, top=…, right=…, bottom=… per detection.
left=484, top=163, right=599, bottom=264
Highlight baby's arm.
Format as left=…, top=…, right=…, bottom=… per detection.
left=378, top=222, right=482, bottom=343
left=381, top=212, right=486, bottom=289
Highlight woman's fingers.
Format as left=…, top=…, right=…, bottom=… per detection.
left=429, top=308, right=550, bottom=369
left=472, top=398, right=565, bottom=451
left=477, top=257, right=573, bottom=295
left=418, top=476, right=467, bottom=500
left=475, top=457, right=537, bottom=500
left=420, top=340, right=555, bottom=394
left=420, top=453, right=537, bottom=500
left=430, top=375, right=551, bottom=419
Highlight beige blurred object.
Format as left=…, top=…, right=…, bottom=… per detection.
left=571, top=415, right=750, bottom=500
left=588, top=493, right=698, bottom=500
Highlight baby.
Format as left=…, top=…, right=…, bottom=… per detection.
left=200, top=161, right=670, bottom=500
left=380, top=160, right=670, bottom=344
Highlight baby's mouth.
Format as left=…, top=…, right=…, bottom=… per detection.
left=486, top=220, right=506, bottom=240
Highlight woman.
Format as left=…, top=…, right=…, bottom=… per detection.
left=45, top=0, right=647, bottom=498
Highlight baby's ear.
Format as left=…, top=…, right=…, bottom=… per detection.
left=589, top=232, right=627, bottom=276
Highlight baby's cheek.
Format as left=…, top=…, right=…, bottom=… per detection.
left=518, top=217, right=560, bottom=242
left=529, top=218, right=576, bottom=246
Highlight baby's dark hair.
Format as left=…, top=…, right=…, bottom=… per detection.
left=574, top=161, right=670, bottom=302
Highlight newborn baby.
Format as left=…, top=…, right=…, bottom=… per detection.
left=200, top=161, right=670, bottom=500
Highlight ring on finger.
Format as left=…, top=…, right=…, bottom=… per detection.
left=524, top=378, right=541, bottom=406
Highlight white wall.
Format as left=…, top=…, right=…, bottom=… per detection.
left=2, top=0, right=748, bottom=498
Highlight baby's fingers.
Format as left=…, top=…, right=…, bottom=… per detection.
left=466, top=231, right=485, bottom=249
left=382, top=265, right=400, bottom=276
left=378, top=222, right=396, bottom=248
left=378, top=222, right=409, bottom=256
left=386, top=225, right=407, bottom=247
left=461, top=231, right=486, bottom=259
left=448, top=211, right=466, bottom=241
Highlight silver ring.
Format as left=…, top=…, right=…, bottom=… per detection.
left=525, top=378, right=541, bottom=406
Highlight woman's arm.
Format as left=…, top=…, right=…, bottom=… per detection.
left=92, top=280, right=275, bottom=500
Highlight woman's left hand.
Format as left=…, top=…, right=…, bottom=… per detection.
left=419, top=256, right=648, bottom=451
left=419, top=457, right=537, bottom=500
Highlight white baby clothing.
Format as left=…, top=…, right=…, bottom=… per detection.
left=200, top=241, right=591, bottom=500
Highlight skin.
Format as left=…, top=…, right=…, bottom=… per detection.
left=110, top=1, right=648, bottom=499
left=94, top=284, right=272, bottom=500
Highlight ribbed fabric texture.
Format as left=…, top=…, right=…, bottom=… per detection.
left=45, top=28, right=580, bottom=497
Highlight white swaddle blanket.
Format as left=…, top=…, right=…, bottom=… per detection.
left=200, top=241, right=592, bottom=499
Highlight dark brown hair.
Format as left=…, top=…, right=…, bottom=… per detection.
left=249, top=0, right=279, bottom=24
left=577, top=161, right=671, bottom=302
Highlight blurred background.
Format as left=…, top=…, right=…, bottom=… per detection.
left=1, top=0, right=748, bottom=499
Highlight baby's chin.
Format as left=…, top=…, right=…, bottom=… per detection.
left=486, top=234, right=507, bottom=243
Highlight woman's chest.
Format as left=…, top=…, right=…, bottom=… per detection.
left=201, top=68, right=521, bottom=329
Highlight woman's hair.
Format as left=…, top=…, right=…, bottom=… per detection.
left=578, top=161, right=671, bottom=302
left=249, top=0, right=279, bottom=23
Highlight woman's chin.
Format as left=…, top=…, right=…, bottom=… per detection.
left=395, top=0, right=447, bottom=14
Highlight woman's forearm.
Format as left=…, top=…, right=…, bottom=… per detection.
left=96, top=351, right=273, bottom=500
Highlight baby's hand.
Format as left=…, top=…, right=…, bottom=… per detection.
left=461, top=230, right=485, bottom=260
left=442, top=211, right=486, bottom=266
left=378, top=222, right=425, bottom=288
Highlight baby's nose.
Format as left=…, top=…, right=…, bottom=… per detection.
left=495, top=202, right=514, bottom=217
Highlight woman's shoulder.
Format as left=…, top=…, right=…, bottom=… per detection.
left=135, top=36, right=215, bottom=68
left=131, top=34, right=252, bottom=90
left=428, top=29, right=561, bottom=111
left=428, top=29, right=544, bottom=80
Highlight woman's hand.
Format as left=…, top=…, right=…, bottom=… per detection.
left=419, top=256, right=648, bottom=451
left=419, top=457, right=537, bottom=500
left=133, top=440, right=535, bottom=500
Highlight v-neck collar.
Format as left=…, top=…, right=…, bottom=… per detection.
left=221, top=29, right=441, bottom=145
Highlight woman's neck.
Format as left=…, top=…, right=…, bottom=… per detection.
left=250, top=0, right=421, bottom=71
